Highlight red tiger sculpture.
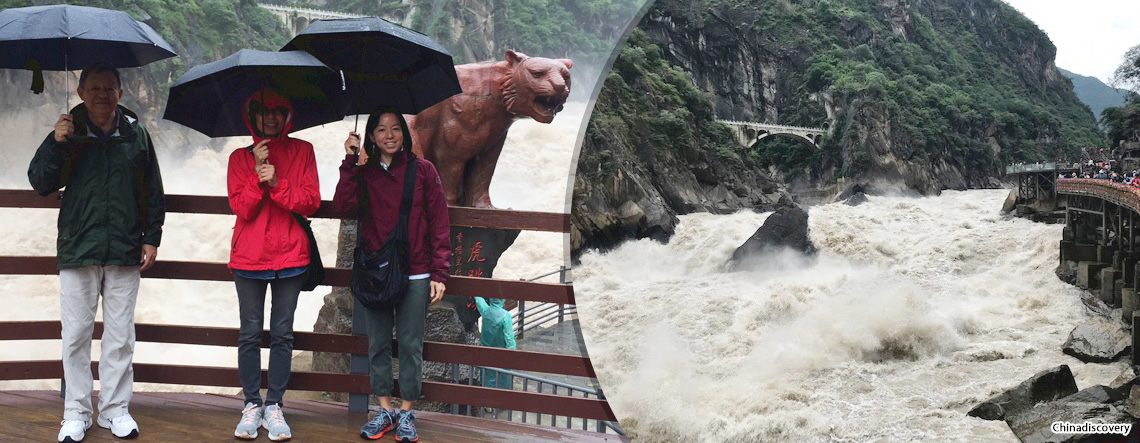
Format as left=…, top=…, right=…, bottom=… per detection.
left=408, top=50, right=573, bottom=208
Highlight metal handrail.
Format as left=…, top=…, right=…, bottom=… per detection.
left=515, top=306, right=578, bottom=336
left=460, top=364, right=626, bottom=436
left=513, top=267, right=575, bottom=339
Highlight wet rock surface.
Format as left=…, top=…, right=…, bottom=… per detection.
left=969, top=365, right=1140, bottom=441
left=1062, top=321, right=1131, bottom=363
left=725, top=205, right=816, bottom=271
left=968, top=365, right=1078, bottom=421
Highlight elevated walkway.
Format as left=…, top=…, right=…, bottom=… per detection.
left=0, top=391, right=628, bottom=442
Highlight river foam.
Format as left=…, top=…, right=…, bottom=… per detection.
left=575, top=189, right=1119, bottom=442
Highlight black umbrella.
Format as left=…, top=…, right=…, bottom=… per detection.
left=281, top=17, right=461, bottom=121
left=163, top=49, right=347, bottom=138
left=0, top=4, right=177, bottom=108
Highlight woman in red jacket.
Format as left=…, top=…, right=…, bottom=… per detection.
left=334, top=109, right=450, bottom=442
left=227, top=89, right=320, bottom=442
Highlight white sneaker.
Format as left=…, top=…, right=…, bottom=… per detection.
left=57, top=419, right=91, bottom=443
left=234, top=402, right=261, bottom=440
left=97, top=413, right=139, bottom=439
left=260, top=405, right=292, bottom=441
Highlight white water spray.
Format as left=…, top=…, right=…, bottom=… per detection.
left=575, top=189, right=1119, bottom=442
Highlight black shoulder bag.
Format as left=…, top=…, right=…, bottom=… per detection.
left=292, top=213, right=324, bottom=291
left=352, top=158, right=417, bottom=309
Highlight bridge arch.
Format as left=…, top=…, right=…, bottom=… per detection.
left=716, top=119, right=828, bottom=150
left=750, top=132, right=819, bottom=150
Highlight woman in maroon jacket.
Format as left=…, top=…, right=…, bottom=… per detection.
left=333, top=109, right=450, bottom=442
left=227, top=89, right=320, bottom=442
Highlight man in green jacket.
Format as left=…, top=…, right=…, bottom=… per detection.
left=28, top=63, right=165, bottom=443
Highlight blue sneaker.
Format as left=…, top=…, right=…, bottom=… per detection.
left=360, top=408, right=396, bottom=440
left=394, top=410, right=418, bottom=442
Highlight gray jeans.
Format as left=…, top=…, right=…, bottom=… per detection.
left=59, top=265, right=140, bottom=421
left=362, top=277, right=430, bottom=400
left=234, top=273, right=303, bottom=407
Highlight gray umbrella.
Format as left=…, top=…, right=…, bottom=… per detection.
left=0, top=4, right=177, bottom=108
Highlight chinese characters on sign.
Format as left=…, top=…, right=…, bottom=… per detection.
left=445, top=226, right=521, bottom=330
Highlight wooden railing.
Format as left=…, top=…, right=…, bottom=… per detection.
left=0, top=189, right=616, bottom=423
left=1058, top=178, right=1140, bottom=215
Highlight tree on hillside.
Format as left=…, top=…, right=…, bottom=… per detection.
left=1104, top=44, right=1140, bottom=145
left=1113, top=44, right=1140, bottom=91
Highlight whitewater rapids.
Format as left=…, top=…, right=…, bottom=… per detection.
left=575, top=189, right=1120, bottom=442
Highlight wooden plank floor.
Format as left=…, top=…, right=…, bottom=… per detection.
left=0, top=391, right=629, bottom=443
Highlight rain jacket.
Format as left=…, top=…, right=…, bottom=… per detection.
left=475, top=297, right=516, bottom=349
left=28, top=104, right=165, bottom=270
left=475, top=296, right=515, bottom=389
left=332, top=149, right=450, bottom=283
left=227, top=89, right=320, bottom=271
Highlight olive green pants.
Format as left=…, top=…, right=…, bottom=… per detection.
left=361, top=277, right=430, bottom=400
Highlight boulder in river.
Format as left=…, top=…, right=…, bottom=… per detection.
left=725, top=205, right=816, bottom=271
left=1062, top=321, right=1130, bottom=363
left=968, top=365, right=1078, bottom=421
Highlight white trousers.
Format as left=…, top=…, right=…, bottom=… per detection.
left=59, top=265, right=139, bottom=421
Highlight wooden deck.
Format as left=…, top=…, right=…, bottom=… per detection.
left=0, top=391, right=629, bottom=443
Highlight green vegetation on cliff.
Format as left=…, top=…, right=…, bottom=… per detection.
left=587, top=28, right=736, bottom=172
left=593, top=0, right=1105, bottom=194
left=1102, top=45, right=1140, bottom=146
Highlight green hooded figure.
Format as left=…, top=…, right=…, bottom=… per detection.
left=475, top=296, right=516, bottom=389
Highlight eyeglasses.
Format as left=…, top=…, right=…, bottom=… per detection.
left=249, top=102, right=289, bottom=117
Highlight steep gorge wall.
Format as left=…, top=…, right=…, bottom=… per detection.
left=573, top=0, right=1104, bottom=255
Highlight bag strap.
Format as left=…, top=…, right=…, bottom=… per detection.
left=356, top=155, right=417, bottom=251
left=397, top=157, right=417, bottom=240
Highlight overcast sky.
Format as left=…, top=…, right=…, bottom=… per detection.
left=1001, top=0, right=1140, bottom=84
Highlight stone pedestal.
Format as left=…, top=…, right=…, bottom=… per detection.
left=1060, top=242, right=1097, bottom=263
left=1100, top=268, right=1120, bottom=305
left=1122, top=288, right=1137, bottom=323
left=1099, top=245, right=1117, bottom=263
left=1078, top=261, right=1110, bottom=290
left=1134, top=311, right=1140, bottom=365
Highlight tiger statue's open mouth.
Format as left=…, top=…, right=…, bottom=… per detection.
left=501, top=52, right=573, bottom=124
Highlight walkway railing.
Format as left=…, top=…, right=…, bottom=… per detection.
left=1004, top=162, right=1081, bottom=174
left=1058, top=178, right=1140, bottom=214
left=0, top=189, right=617, bottom=430
left=515, top=266, right=576, bottom=338
left=447, top=365, right=625, bottom=435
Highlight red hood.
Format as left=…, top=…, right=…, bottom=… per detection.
left=242, top=88, right=295, bottom=145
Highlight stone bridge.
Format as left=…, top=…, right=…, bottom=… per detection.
left=258, top=3, right=408, bottom=36
left=716, top=120, right=828, bottom=149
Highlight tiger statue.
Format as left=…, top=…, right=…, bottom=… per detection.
left=408, top=50, right=573, bottom=208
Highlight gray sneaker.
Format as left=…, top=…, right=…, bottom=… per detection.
left=234, top=402, right=260, bottom=440
left=261, top=404, right=292, bottom=441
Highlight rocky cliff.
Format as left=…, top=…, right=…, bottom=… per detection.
left=573, top=0, right=1105, bottom=255
left=571, top=29, right=793, bottom=257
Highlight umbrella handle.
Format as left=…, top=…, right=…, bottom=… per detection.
left=64, top=49, right=69, bottom=112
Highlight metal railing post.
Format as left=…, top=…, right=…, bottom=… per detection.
left=517, top=300, right=525, bottom=339
left=596, top=388, right=607, bottom=433
left=558, top=266, right=566, bottom=323
left=450, top=363, right=459, bottom=415
left=349, top=297, right=369, bottom=413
